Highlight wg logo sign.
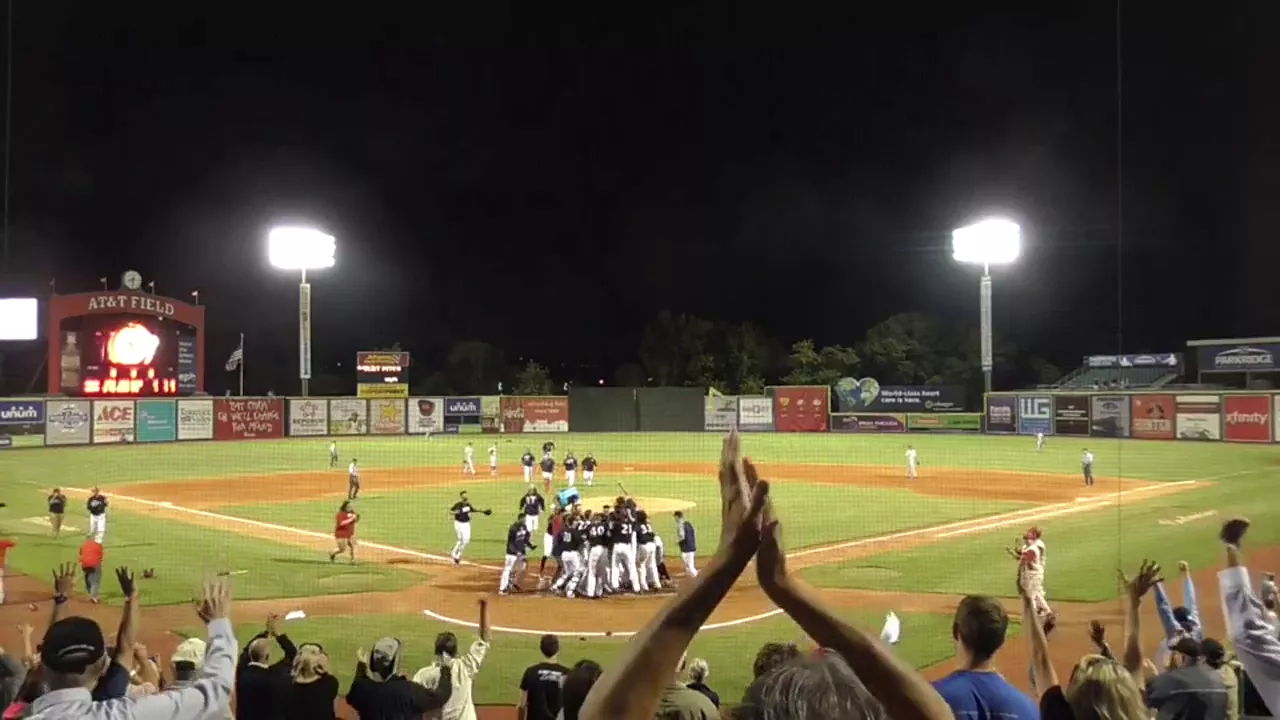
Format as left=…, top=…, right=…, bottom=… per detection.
left=1019, top=397, right=1051, bottom=419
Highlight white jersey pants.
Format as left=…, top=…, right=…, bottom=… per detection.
left=566, top=470, right=577, bottom=487
left=585, top=545, right=609, bottom=597
left=89, top=514, right=107, bottom=543
left=612, top=542, right=639, bottom=592
left=499, top=554, right=526, bottom=592
left=552, top=552, right=585, bottom=597
left=451, top=521, right=472, bottom=559
left=637, top=542, right=659, bottom=591
left=583, top=470, right=594, bottom=485
left=523, top=465, right=533, bottom=482
left=524, top=514, right=539, bottom=533
left=907, top=461, right=917, bottom=479
left=463, top=459, right=475, bottom=474
left=681, top=550, right=698, bottom=578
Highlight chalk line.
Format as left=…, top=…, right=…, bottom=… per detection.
left=421, top=607, right=786, bottom=637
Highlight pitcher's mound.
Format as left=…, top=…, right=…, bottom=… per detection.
left=576, top=496, right=696, bottom=513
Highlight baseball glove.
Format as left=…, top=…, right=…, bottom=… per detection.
left=483, top=509, right=492, bottom=516
left=1221, top=518, right=1250, bottom=547
left=142, top=569, right=155, bottom=579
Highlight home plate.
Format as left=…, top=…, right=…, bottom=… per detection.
left=285, top=610, right=307, bottom=621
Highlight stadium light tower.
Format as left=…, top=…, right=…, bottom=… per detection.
left=268, top=226, right=336, bottom=397
left=951, top=218, right=1021, bottom=395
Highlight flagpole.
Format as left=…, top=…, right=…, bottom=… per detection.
left=238, top=333, right=245, bottom=397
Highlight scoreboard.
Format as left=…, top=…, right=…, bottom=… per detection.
left=61, top=318, right=196, bottom=397
left=355, top=351, right=410, bottom=398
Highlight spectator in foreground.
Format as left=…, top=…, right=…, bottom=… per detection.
left=235, top=613, right=298, bottom=720
left=558, top=660, right=602, bottom=720
left=28, top=572, right=237, bottom=717
left=347, top=636, right=451, bottom=719
left=751, top=642, right=801, bottom=680
left=933, top=595, right=1038, bottom=720
left=1200, top=639, right=1239, bottom=720
left=516, top=634, right=568, bottom=720
left=287, top=644, right=338, bottom=720
left=0, top=642, right=26, bottom=712
left=655, top=654, right=717, bottom=717
left=578, top=431, right=953, bottom=720
left=413, top=598, right=491, bottom=720
left=1217, top=518, right=1280, bottom=714
left=1146, top=637, right=1227, bottom=720
left=1153, top=561, right=1203, bottom=670
left=740, top=650, right=885, bottom=720
left=684, top=657, right=719, bottom=708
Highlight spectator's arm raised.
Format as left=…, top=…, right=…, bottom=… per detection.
left=756, top=479, right=952, bottom=720
left=1218, top=518, right=1280, bottom=712
left=460, top=598, right=491, bottom=676
left=1119, top=560, right=1162, bottom=678
left=579, top=430, right=768, bottom=720
left=112, top=567, right=140, bottom=670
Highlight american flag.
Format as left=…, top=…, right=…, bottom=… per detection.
left=225, top=338, right=244, bottom=371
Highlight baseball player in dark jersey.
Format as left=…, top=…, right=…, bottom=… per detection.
left=520, top=487, right=546, bottom=535
left=521, top=449, right=536, bottom=484
left=549, top=516, right=586, bottom=598
left=86, top=487, right=108, bottom=543
left=635, top=511, right=660, bottom=592
left=584, top=515, right=611, bottom=598
left=582, top=453, right=598, bottom=486
left=500, top=513, right=536, bottom=595
left=609, top=510, right=640, bottom=594
left=539, top=453, right=556, bottom=492
left=448, top=490, right=492, bottom=566
left=563, top=452, right=578, bottom=487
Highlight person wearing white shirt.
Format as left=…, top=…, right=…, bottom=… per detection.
left=415, top=599, right=491, bottom=720
left=463, top=445, right=476, bottom=476
left=1081, top=448, right=1095, bottom=487
left=328, top=441, right=338, bottom=468
left=29, top=575, right=237, bottom=720
left=488, top=445, right=498, bottom=477
left=905, top=446, right=919, bottom=480
left=1219, top=518, right=1280, bottom=714
left=1035, top=432, right=1045, bottom=452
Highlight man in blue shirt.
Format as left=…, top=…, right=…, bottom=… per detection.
left=934, top=595, right=1039, bottom=720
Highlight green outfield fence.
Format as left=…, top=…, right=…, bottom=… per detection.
left=2, top=387, right=1274, bottom=447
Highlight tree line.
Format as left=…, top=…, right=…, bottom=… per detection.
left=317, top=311, right=1060, bottom=399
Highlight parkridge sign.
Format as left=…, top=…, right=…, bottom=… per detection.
left=1196, top=343, right=1280, bottom=373
left=834, top=377, right=964, bottom=413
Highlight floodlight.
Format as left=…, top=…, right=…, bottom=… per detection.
left=268, top=227, right=336, bottom=270
left=951, top=219, right=1021, bottom=266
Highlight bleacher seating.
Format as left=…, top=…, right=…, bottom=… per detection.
left=1054, top=365, right=1175, bottom=389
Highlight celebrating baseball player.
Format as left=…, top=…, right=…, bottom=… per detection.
left=635, top=510, right=660, bottom=592
left=584, top=513, right=612, bottom=598
left=86, top=487, right=108, bottom=543
left=499, top=513, right=536, bottom=595
left=582, top=453, right=597, bottom=486
left=448, top=490, right=492, bottom=566
left=520, top=486, right=546, bottom=534
left=550, top=514, right=586, bottom=598
left=609, top=508, right=640, bottom=594
left=521, top=448, right=536, bottom=483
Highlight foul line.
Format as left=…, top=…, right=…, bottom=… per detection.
left=58, top=487, right=504, bottom=572
left=421, top=607, right=786, bottom=637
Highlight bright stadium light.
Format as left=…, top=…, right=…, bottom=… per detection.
left=952, top=218, right=1022, bottom=395
left=268, top=226, right=337, bottom=397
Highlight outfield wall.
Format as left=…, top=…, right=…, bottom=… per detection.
left=984, top=390, right=1278, bottom=443
left=3, top=388, right=1276, bottom=448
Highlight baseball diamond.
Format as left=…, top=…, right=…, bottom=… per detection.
left=0, top=428, right=1276, bottom=719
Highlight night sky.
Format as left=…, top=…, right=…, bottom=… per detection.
left=2, top=3, right=1278, bottom=392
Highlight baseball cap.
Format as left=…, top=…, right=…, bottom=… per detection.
left=40, top=617, right=106, bottom=673
left=1169, top=636, right=1202, bottom=659
left=369, top=637, right=402, bottom=681
left=1201, top=638, right=1226, bottom=662
left=171, top=638, right=206, bottom=670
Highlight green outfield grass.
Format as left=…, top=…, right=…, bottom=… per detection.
left=176, top=609, right=963, bottom=705
left=0, top=431, right=1274, bottom=705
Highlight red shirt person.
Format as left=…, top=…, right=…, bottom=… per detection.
left=330, top=501, right=359, bottom=564
left=0, top=538, right=14, bottom=605
left=79, top=538, right=105, bottom=602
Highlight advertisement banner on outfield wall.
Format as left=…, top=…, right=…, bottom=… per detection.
left=369, top=398, right=407, bottom=435
left=214, top=398, right=284, bottom=441
left=704, top=394, right=739, bottom=432
left=830, top=414, right=906, bottom=432
left=45, top=400, right=91, bottom=446
left=177, top=399, right=214, bottom=440
left=1223, top=395, right=1271, bottom=443
left=500, top=396, right=570, bottom=433
left=1089, top=396, right=1131, bottom=438
left=1016, top=395, right=1053, bottom=436
left=1275, top=395, right=1280, bottom=444
left=92, top=400, right=136, bottom=444
left=328, top=398, right=369, bottom=435
left=288, top=399, right=329, bottom=436
left=1053, top=396, right=1090, bottom=436
left=1131, top=394, right=1175, bottom=440
left=1175, top=395, right=1222, bottom=441
left=135, top=400, right=177, bottom=443
left=772, top=386, right=830, bottom=432
left=737, top=396, right=774, bottom=431
left=834, top=378, right=965, bottom=413
left=0, top=399, right=46, bottom=448
left=907, top=413, right=982, bottom=432
left=408, top=397, right=444, bottom=434
left=480, top=396, right=501, bottom=433
left=985, top=395, right=1017, bottom=433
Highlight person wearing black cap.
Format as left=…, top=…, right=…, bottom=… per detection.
left=1200, top=638, right=1239, bottom=720
left=1147, top=635, right=1229, bottom=720
left=29, top=572, right=238, bottom=717
left=346, top=636, right=452, bottom=718
left=235, top=613, right=297, bottom=720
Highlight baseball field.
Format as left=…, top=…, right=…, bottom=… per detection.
left=0, top=432, right=1277, bottom=713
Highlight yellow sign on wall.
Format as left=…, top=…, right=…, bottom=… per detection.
left=358, top=383, right=409, bottom=399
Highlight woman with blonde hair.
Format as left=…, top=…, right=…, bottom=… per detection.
left=1055, top=655, right=1149, bottom=720
left=287, top=643, right=338, bottom=720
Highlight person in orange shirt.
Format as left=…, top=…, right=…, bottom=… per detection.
left=329, top=501, right=359, bottom=564
left=79, top=537, right=104, bottom=602
left=0, top=538, right=15, bottom=604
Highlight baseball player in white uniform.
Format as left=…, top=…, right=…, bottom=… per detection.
left=609, top=511, right=640, bottom=594
left=463, top=444, right=476, bottom=475
left=1010, top=527, right=1051, bottom=617
left=1035, top=432, right=1046, bottom=452
left=905, top=446, right=919, bottom=480
left=635, top=511, right=660, bottom=592
left=488, top=445, right=498, bottom=477
left=584, top=517, right=611, bottom=598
